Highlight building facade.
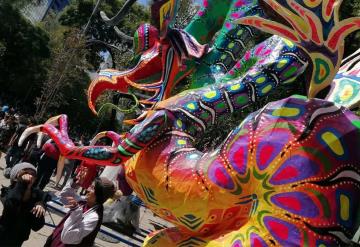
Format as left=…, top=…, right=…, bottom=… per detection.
left=22, top=0, right=70, bottom=23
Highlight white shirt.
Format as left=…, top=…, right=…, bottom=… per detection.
left=59, top=181, right=100, bottom=245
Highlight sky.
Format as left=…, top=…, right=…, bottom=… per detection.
left=138, top=0, right=149, bottom=5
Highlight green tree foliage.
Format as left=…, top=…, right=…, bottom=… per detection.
left=59, top=0, right=150, bottom=68
left=34, top=22, right=99, bottom=133
left=0, top=1, right=50, bottom=107
left=60, top=0, right=150, bottom=37
left=341, top=0, right=360, bottom=57
left=175, top=0, right=197, bottom=28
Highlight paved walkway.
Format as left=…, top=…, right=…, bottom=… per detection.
left=0, top=153, right=170, bottom=247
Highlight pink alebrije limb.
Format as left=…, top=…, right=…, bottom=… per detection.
left=40, top=123, right=73, bottom=155
left=106, top=131, right=123, bottom=146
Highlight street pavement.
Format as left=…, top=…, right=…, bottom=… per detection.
left=0, top=153, right=171, bottom=247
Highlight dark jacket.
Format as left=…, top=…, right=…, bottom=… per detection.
left=0, top=181, right=50, bottom=246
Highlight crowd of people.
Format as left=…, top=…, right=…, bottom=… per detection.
left=0, top=162, right=116, bottom=246
left=0, top=102, right=90, bottom=189
left=0, top=104, right=141, bottom=246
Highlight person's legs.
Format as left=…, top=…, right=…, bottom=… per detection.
left=5, top=146, right=14, bottom=168
left=60, top=166, right=72, bottom=189
left=5, top=147, right=23, bottom=169
left=34, top=159, right=46, bottom=188
left=11, top=148, right=23, bottom=166
left=37, top=159, right=57, bottom=190
left=3, top=147, right=16, bottom=178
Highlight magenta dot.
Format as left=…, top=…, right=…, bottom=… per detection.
left=255, top=45, right=265, bottom=55
left=231, top=13, right=240, bottom=19
left=198, top=11, right=204, bottom=16
left=244, top=51, right=251, bottom=60
left=203, top=0, right=208, bottom=7
left=235, top=0, right=245, bottom=7
left=264, top=49, right=272, bottom=56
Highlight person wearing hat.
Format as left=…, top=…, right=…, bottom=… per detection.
left=0, top=162, right=50, bottom=246
left=44, top=171, right=116, bottom=247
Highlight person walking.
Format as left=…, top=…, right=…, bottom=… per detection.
left=44, top=174, right=116, bottom=247
left=0, top=162, right=50, bottom=246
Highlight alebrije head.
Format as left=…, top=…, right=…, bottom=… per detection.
left=133, top=23, right=159, bottom=56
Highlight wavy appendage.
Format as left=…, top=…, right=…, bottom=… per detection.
left=237, top=0, right=360, bottom=98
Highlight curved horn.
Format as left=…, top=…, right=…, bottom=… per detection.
left=18, top=126, right=42, bottom=148
left=100, top=0, right=138, bottom=26
left=18, top=115, right=62, bottom=148
left=90, top=131, right=123, bottom=146
left=114, top=26, right=134, bottom=44
left=90, top=131, right=107, bottom=145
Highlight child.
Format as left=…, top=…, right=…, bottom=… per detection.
left=0, top=162, right=50, bottom=246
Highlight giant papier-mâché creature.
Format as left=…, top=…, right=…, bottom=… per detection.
left=20, top=0, right=360, bottom=246
left=88, top=0, right=360, bottom=115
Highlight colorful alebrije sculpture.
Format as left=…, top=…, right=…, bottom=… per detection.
left=30, top=94, right=360, bottom=246
left=88, top=0, right=360, bottom=115
left=325, top=48, right=360, bottom=109
left=21, top=0, right=360, bottom=246
left=236, top=0, right=360, bottom=98
left=88, top=0, right=269, bottom=111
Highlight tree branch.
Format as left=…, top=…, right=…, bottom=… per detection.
left=86, top=39, right=124, bottom=52
left=100, top=0, right=137, bottom=26
left=113, top=26, right=134, bottom=44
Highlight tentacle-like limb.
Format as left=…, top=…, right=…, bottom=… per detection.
left=237, top=0, right=360, bottom=98
left=327, top=17, right=360, bottom=52
left=32, top=109, right=172, bottom=167
left=238, top=17, right=300, bottom=43
left=97, top=93, right=139, bottom=116
left=261, top=0, right=309, bottom=41
left=90, top=131, right=123, bottom=146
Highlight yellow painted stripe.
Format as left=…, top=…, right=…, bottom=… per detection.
left=340, top=194, right=350, bottom=221
left=272, top=107, right=300, bottom=117
left=321, top=132, right=344, bottom=156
